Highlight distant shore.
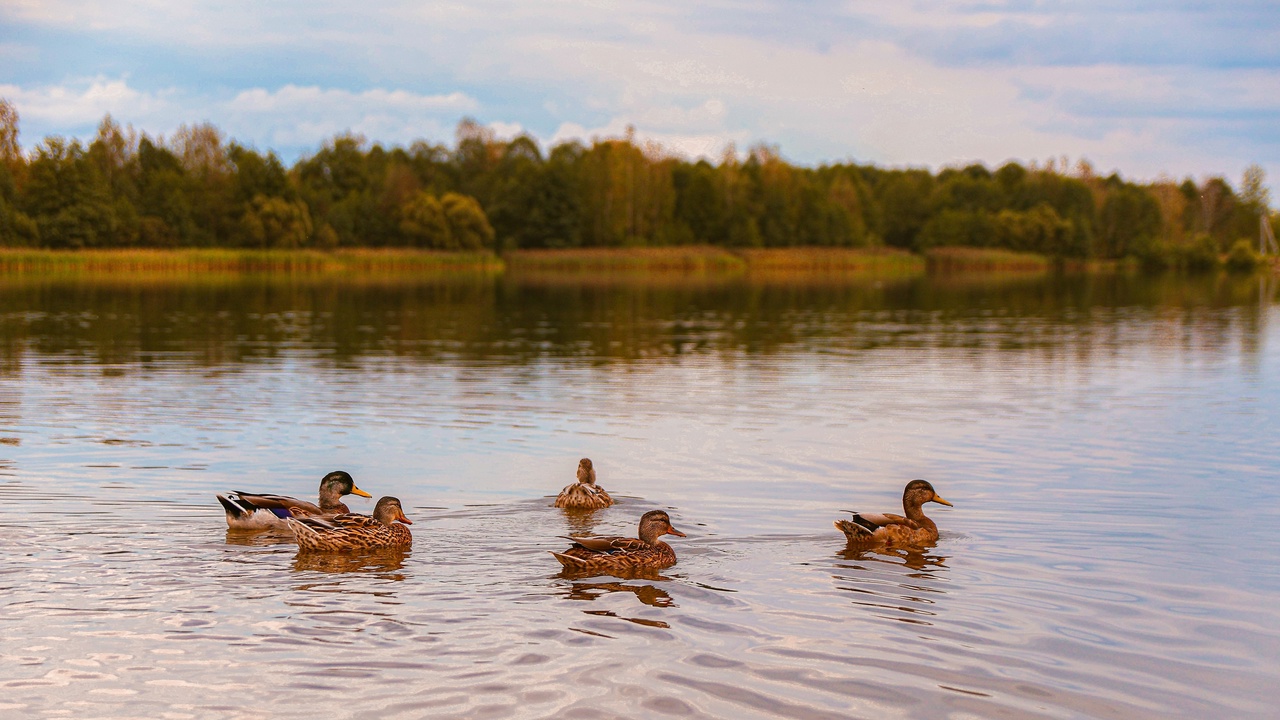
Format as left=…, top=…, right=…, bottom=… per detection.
left=0, top=246, right=1268, bottom=278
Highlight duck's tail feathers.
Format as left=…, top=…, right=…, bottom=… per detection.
left=835, top=519, right=874, bottom=539
left=217, top=493, right=250, bottom=519
left=550, top=550, right=590, bottom=570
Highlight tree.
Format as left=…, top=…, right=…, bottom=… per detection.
left=441, top=192, right=494, bottom=250
left=242, top=195, right=313, bottom=248
left=876, top=170, right=934, bottom=249
left=22, top=137, right=118, bottom=248
left=1241, top=164, right=1270, bottom=212
left=135, top=137, right=193, bottom=246
left=0, top=99, right=21, bottom=169
left=398, top=191, right=451, bottom=248
left=1098, top=183, right=1162, bottom=258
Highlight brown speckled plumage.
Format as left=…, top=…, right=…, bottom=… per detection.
left=551, top=510, right=684, bottom=573
left=554, top=458, right=614, bottom=510
left=217, top=470, right=372, bottom=531
left=289, top=496, right=413, bottom=552
left=835, top=479, right=953, bottom=548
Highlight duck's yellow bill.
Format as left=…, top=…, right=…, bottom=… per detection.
left=351, top=486, right=373, bottom=498
left=932, top=494, right=953, bottom=507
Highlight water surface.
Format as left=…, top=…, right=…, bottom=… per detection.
left=1, top=272, right=1278, bottom=718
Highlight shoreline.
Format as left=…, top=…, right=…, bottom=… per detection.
left=0, top=246, right=1267, bottom=278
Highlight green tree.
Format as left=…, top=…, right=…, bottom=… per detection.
left=22, top=137, right=118, bottom=248
left=398, top=191, right=451, bottom=248
left=242, top=195, right=313, bottom=248
left=519, top=143, right=583, bottom=248
left=135, top=137, right=193, bottom=246
left=1098, top=181, right=1162, bottom=258
left=441, top=192, right=494, bottom=250
left=875, top=169, right=934, bottom=249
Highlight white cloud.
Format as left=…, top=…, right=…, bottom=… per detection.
left=0, top=77, right=174, bottom=129
left=2, top=2, right=1277, bottom=182
left=550, top=118, right=749, bottom=161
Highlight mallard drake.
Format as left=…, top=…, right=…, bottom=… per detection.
left=835, top=479, right=953, bottom=547
left=288, top=496, right=413, bottom=552
left=551, top=509, right=685, bottom=572
left=217, top=470, right=372, bottom=530
left=554, top=458, right=614, bottom=510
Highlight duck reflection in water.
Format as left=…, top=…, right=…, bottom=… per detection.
left=559, top=504, right=604, bottom=538
left=292, top=547, right=409, bottom=577
left=838, top=545, right=948, bottom=573
left=559, top=580, right=675, bottom=629
left=224, top=529, right=296, bottom=547
left=834, top=546, right=949, bottom=624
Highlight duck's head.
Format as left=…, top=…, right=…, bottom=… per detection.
left=320, top=470, right=372, bottom=499
left=904, top=479, right=952, bottom=509
left=577, top=458, right=596, bottom=485
left=638, top=510, right=685, bottom=544
left=372, top=496, right=412, bottom=526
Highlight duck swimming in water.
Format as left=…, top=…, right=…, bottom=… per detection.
left=551, top=510, right=685, bottom=573
left=554, top=458, right=613, bottom=510
left=835, top=479, right=953, bottom=547
left=217, top=470, right=372, bottom=531
left=288, top=496, right=413, bottom=552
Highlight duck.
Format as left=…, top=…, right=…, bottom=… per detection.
left=217, top=470, right=372, bottom=530
left=288, top=496, right=413, bottom=552
left=835, top=479, right=953, bottom=547
left=551, top=509, right=685, bottom=573
left=554, top=458, right=614, bottom=510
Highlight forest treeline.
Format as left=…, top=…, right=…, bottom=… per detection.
left=0, top=99, right=1273, bottom=265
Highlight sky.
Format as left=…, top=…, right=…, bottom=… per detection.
left=2, top=1, right=1278, bottom=188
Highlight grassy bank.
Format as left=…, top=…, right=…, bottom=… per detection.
left=503, top=246, right=746, bottom=273
left=0, top=248, right=504, bottom=276
left=2, top=246, right=1216, bottom=281
left=738, top=247, right=923, bottom=277
left=924, top=247, right=1054, bottom=273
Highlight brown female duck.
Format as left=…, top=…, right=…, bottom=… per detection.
left=217, top=470, right=372, bottom=530
left=553, top=458, right=613, bottom=510
left=288, top=496, right=413, bottom=552
left=551, top=510, right=685, bottom=572
left=835, top=479, right=953, bottom=547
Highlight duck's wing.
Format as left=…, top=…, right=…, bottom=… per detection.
left=224, top=492, right=324, bottom=518
left=328, top=513, right=379, bottom=529
left=838, top=511, right=920, bottom=534
left=291, top=512, right=376, bottom=532
left=559, top=535, right=645, bottom=553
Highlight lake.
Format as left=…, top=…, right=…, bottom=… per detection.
left=1, top=270, right=1278, bottom=719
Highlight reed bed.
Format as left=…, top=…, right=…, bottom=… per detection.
left=738, top=247, right=924, bottom=276
left=924, top=247, right=1053, bottom=273
left=503, top=246, right=746, bottom=273
left=0, top=248, right=503, bottom=276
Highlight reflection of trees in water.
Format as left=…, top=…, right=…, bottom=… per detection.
left=0, top=273, right=1273, bottom=372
